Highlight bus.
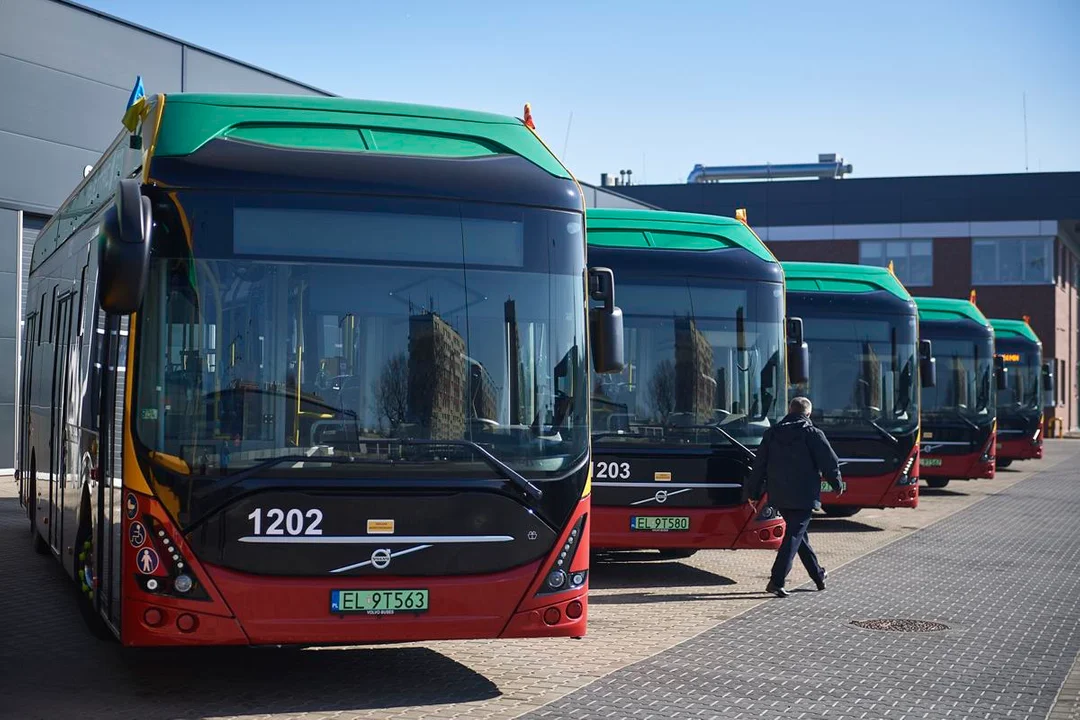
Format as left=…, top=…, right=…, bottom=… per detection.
left=17, top=92, right=624, bottom=646
left=586, top=209, right=794, bottom=557
left=783, top=262, right=927, bottom=517
left=913, top=297, right=999, bottom=488
left=990, top=318, right=1050, bottom=467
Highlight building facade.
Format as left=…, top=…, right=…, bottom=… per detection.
left=0, top=0, right=329, bottom=468
left=619, top=172, right=1080, bottom=431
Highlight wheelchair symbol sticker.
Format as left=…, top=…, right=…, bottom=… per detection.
left=136, top=547, right=159, bottom=574
left=125, top=493, right=138, bottom=519
left=129, top=521, right=147, bottom=548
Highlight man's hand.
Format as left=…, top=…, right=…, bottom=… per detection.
left=832, top=479, right=845, bottom=496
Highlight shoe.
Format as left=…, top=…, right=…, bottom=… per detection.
left=814, top=570, right=827, bottom=591
left=765, top=581, right=790, bottom=598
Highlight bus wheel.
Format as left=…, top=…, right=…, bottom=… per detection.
left=656, top=549, right=698, bottom=560
left=925, top=477, right=950, bottom=489
left=75, top=501, right=115, bottom=641
left=28, top=460, right=49, bottom=556
left=996, top=458, right=1013, bottom=469
left=821, top=505, right=860, bottom=518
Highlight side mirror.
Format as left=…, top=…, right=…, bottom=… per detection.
left=588, top=267, right=624, bottom=373
left=993, top=355, right=1008, bottom=391
left=920, top=339, right=937, bottom=388
left=786, top=317, right=809, bottom=384
left=1042, top=362, right=1055, bottom=404
left=98, top=179, right=152, bottom=315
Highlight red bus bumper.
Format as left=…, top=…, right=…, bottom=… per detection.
left=997, top=436, right=1043, bottom=461
left=921, top=450, right=996, bottom=480
left=121, top=493, right=591, bottom=646
left=820, top=470, right=919, bottom=509
left=592, top=503, right=785, bottom=551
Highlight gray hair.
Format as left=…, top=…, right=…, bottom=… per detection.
left=789, top=396, right=813, bottom=416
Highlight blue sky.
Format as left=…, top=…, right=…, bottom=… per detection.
left=83, top=0, right=1079, bottom=185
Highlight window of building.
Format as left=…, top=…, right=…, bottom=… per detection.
left=859, top=239, right=933, bottom=287
left=971, top=237, right=1053, bottom=285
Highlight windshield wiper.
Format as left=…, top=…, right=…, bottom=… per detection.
left=385, top=439, right=543, bottom=503
left=201, top=454, right=363, bottom=495
left=864, top=418, right=900, bottom=446
left=667, top=423, right=756, bottom=462
left=944, top=409, right=982, bottom=431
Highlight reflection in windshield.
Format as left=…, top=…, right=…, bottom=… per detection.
left=920, top=336, right=994, bottom=420
left=134, top=193, right=587, bottom=479
left=996, top=340, right=1041, bottom=412
left=790, top=313, right=918, bottom=435
left=591, top=279, right=785, bottom=447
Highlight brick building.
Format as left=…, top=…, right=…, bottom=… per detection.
left=618, top=172, right=1080, bottom=430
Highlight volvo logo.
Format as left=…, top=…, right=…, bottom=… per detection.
left=654, top=490, right=669, bottom=504
left=370, top=548, right=393, bottom=570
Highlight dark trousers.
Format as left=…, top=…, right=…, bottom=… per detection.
left=770, top=508, right=824, bottom=587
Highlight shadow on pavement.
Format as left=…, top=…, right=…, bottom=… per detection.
left=5, top=644, right=500, bottom=719
left=920, top=487, right=970, bottom=497
left=590, top=558, right=735, bottom=590
left=810, top=518, right=884, bottom=533
left=0, top=497, right=499, bottom=719
left=590, top=589, right=765, bottom=605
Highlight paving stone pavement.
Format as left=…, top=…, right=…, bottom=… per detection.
left=524, top=447, right=1080, bottom=719
left=1, top=442, right=1077, bottom=720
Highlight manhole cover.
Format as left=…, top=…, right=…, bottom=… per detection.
left=850, top=619, right=949, bottom=632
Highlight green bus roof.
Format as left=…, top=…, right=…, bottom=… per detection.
left=585, top=209, right=776, bottom=263
left=151, top=93, right=571, bottom=178
left=781, top=261, right=913, bottom=301
left=990, top=318, right=1041, bottom=345
left=913, top=296, right=991, bottom=327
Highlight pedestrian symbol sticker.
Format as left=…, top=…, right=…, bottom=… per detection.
left=136, top=547, right=159, bottom=574
left=128, top=521, right=147, bottom=548
left=125, top=493, right=138, bottom=520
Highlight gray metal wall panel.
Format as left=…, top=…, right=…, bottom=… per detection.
left=0, top=0, right=183, bottom=92
left=182, top=47, right=321, bottom=94
left=0, top=54, right=131, bottom=153
left=0, top=132, right=100, bottom=213
left=0, top=272, right=16, bottom=340
left=0, top=407, right=14, bottom=469
left=0, top=337, right=14, bottom=404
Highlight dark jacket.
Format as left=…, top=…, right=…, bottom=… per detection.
left=744, top=413, right=842, bottom=510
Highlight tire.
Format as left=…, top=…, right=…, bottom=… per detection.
left=925, top=477, right=950, bottom=489
left=28, top=459, right=50, bottom=556
left=996, top=458, right=1013, bottom=469
left=656, top=549, right=698, bottom=560
left=821, top=505, right=860, bottom=518
left=75, top=495, right=116, bottom=641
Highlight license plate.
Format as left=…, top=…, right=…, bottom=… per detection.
left=630, top=516, right=689, bottom=532
left=330, top=589, right=428, bottom=615
left=920, top=457, right=943, bottom=467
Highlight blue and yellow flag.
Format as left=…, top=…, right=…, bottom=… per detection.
left=121, top=75, right=146, bottom=132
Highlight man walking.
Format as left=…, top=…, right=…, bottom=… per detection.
left=744, top=397, right=843, bottom=597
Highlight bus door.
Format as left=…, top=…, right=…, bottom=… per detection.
left=95, top=312, right=128, bottom=629
left=49, top=292, right=76, bottom=551
left=19, top=313, right=37, bottom=504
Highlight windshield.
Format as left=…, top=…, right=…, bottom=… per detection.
left=134, top=191, right=588, bottom=479
left=591, top=277, right=785, bottom=448
left=996, top=338, right=1041, bottom=412
left=790, top=311, right=918, bottom=435
left=920, top=331, right=995, bottom=421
